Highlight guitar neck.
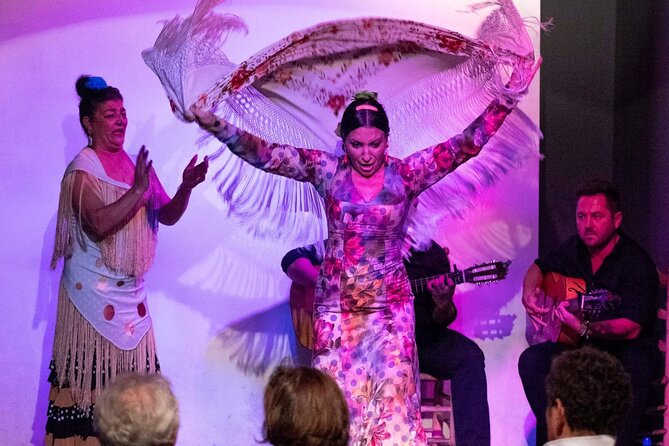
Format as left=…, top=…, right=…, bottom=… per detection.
left=410, top=271, right=463, bottom=294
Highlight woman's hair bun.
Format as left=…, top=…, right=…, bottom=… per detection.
left=352, top=91, right=378, bottom=101
left=76, top=75, right=108, bottom=98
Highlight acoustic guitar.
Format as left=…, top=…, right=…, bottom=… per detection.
left=527, top=272, right=620, bottom=345
left=291, top=260, right=511, bottom=350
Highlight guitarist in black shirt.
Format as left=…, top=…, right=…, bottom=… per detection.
left=519, top=180, right=659, bottom=446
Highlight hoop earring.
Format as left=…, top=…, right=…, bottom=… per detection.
left=87, top=135, right=93, bottom=147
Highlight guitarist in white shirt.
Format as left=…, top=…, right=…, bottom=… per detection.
left=282, top=239, right=492, bottom=446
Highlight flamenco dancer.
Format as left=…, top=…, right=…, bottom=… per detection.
left=145, top=1, right=540, bottom=444
left=190, top=81, right=533, bottom=444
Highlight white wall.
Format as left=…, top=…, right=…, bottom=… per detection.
left=0, top=1, right=540, bottom=444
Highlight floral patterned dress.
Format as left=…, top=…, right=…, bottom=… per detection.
left=213, top=97, right=515, bottom=445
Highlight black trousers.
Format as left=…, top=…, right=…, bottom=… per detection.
left=417, top=327, right=491, bottom=446
left=518, top=339, right=659, bottom=446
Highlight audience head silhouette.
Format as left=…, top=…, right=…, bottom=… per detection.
left=545, top=346, right=631, bottom=442
left=95, top=373, right=179, bottom=446
left=263, top=365, right=349, bottom=446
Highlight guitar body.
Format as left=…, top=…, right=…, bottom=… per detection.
left=527, top=273, right=586, bottom=346
left=289, top=282, right=315, bottom=350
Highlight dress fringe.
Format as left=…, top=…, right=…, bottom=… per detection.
left=51, top=173, right=78, bottom=270
left=52, top=283, right=158, bottom=408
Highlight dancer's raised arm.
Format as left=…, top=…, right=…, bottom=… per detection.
left=191, top=107, right=336, bottom=188
left=401, top=58, right=541, bottom=197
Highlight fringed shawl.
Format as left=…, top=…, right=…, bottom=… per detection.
left=50, top=147, right=159, bottom=278
left=143, top=0, right=542, bottom=244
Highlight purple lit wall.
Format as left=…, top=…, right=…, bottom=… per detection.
left=0, top=1, right=540, bottom=445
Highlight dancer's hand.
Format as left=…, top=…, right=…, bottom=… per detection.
left=508, top=55, right=542, bottom=93
left=132, top=145, right=152, bottom=194
left=188, top=105, right=221, bottom=132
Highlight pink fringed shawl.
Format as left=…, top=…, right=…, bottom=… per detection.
left=142, top=0, right=541, bottom=243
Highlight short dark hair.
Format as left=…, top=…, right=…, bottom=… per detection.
left=262, top=366, right=349, bottom=446
left=339, top=95, right=390, bottom=141
left=545, top=347, right=631, bottom=436
left=75, top=75, right=123, bottom=136
left=576, top=180, right=621, bottom=214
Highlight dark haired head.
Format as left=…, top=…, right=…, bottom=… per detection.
left=263, top=366, right=349, bottom=446
left=546, top=346, right=631, bottom=436
left=76, top=75, right=123, bottom=136
left=576, top=180, right=621, bottom=214
left=338, top=91, right=390, bottom=141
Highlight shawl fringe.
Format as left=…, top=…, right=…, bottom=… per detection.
left=51, top=172, right=158, bottom=278
left=50, top=173, right=79, bottom=270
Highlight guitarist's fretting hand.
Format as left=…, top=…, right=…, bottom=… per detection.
left=426, top=248, right=456, bottom=325
left=554, top=301, right=582, bottom=333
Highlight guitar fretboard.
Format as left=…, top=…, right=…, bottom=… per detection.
left=410, top=272, right=463, bottom=293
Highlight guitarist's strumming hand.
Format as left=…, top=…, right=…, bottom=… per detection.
left=523, top=286, right=550, bottom=330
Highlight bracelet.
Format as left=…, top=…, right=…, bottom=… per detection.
left=208, top=119, right=239, bottom=144
left=209, top=119, right=240, bottom=145
left=579, top=320, right=590, bottom=338
left=220, top=133, right=240, bottom=145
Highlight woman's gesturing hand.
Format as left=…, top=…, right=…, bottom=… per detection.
left=133, top=145, right=152, bottom=194
left=181, top=154, right=209, bottom=190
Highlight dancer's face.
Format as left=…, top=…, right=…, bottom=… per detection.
left=344, top=126, right=388, bottom=177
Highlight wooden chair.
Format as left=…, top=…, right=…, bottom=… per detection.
left=420, top=373, right=456, bottom=445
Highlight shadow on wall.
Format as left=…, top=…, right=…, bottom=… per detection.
left=439, top=182, right=537, bottom=342
left=210, top=301, right=300, bottom=376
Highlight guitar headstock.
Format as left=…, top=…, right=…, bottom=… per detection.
left=459, top=260, right=511, bottom=285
